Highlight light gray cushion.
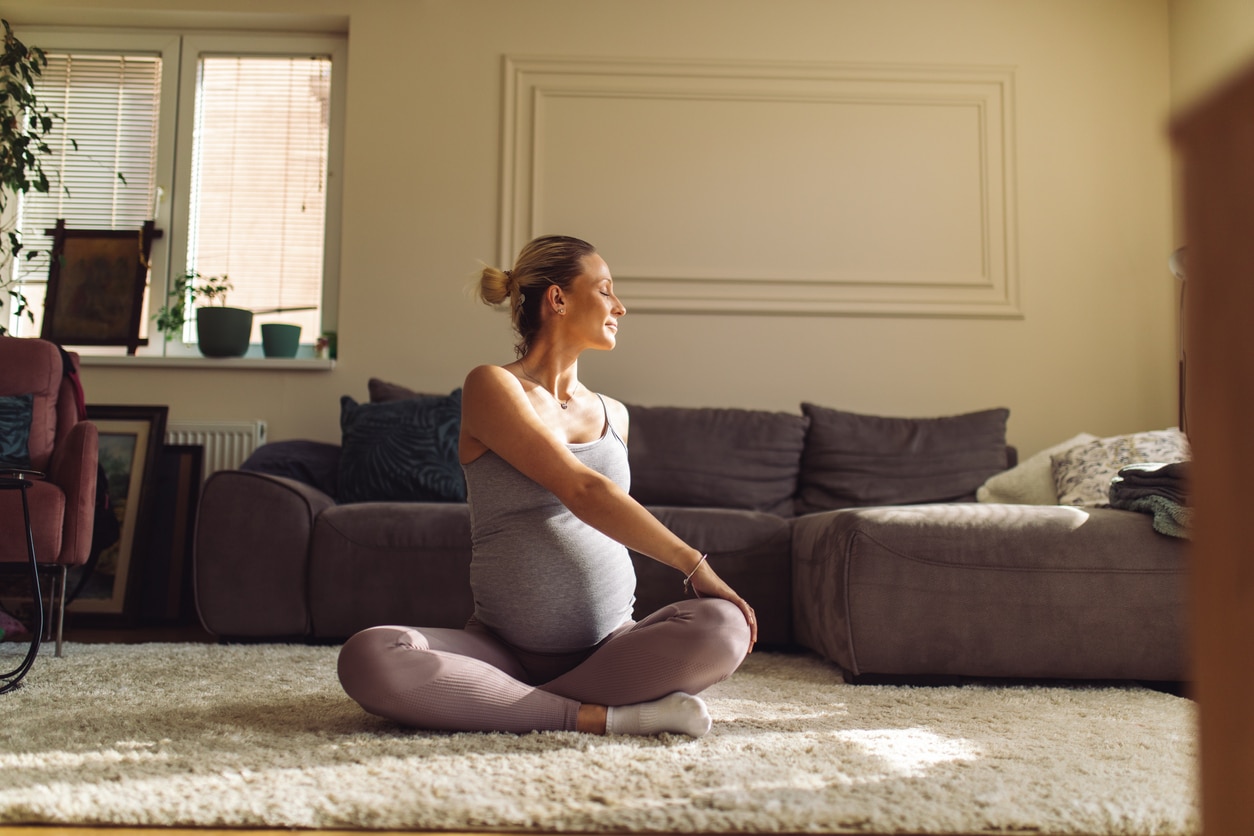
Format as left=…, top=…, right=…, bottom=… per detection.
left=796, top=404, right=1010, bottom=513
left=977, top=432, right=1098, bottom=505
left=626, top=404, right=808, bottom=516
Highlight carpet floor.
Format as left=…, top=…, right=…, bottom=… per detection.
left=0, top=642, right=1198, bottom=834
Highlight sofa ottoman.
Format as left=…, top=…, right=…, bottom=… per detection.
left=791, top=502, right=1189, bottom=681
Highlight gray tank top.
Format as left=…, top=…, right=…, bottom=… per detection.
left=463, top=395, right=636, bottom=653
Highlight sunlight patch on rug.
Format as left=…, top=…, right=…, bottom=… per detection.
left=834, top=728, right=981, bottom=779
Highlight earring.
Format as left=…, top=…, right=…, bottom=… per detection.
left=558, top=308, right=566, bottom=315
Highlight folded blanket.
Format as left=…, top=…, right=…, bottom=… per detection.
left=1109, top=461, right=1191, bottom=538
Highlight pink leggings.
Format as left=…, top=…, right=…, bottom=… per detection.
left=337, top=598, right=751, bottom=732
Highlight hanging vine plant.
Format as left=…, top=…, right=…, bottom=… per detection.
left=0, top=18, right=59, bottom=335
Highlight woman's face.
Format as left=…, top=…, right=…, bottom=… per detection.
left=562, top=254, right=626, bottom=349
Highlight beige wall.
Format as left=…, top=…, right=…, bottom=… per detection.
left=1171, top=0, right=1254, bottom=110
left=9, top=0, right=1179, bottom=458
left=1167, top=0, right=1254, bottom=242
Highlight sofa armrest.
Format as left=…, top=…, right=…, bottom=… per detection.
left=194, top=470, right=335, bottom=639
left=46, top=420, right=98, bottom=565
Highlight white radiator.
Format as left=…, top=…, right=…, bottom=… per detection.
left=165, top=420, right=268, bottom=479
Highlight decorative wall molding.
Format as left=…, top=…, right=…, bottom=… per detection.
left=501, top=56, right=1019, bottom=318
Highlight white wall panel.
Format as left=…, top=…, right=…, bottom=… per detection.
left=504, top=57, right=1019, bottom=316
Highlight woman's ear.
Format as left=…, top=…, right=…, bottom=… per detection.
left=548, top=285, right=566, bottom=313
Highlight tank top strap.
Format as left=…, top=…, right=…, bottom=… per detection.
left=594, top=392, right=627, bottom=449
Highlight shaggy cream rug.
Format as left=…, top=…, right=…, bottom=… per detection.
left=0, top=642, right=1197, bottom=834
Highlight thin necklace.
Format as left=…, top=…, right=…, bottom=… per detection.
left=518, top=363, right=577, bottom=409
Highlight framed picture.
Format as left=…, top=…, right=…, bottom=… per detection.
left=40, top=220, right=162, bottom=355
left=68, top=405, right=168, bottom=622
left=135, top=444, right=203, bottom=624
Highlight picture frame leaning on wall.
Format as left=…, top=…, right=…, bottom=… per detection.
left=67, top=404, right=168, bottom=624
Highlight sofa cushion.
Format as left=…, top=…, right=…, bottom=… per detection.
left=338, top=390, right=465, bottom=504
left=241, top=439, right=341, bottom=498
left=977, top=432, right=1098, bottom=505
left=796, top=404, right=1010, bottom=513
left=368, top=377, right=428, bottom=403
left=625, top=404, right=808, bottom=516
left=0, top=394, right=34, bottom=468
left=1051, top=428, right=1190, bottom=507
left=309, top=502, right=474, bottom=637
left=629, top=505, right=793, bottom=647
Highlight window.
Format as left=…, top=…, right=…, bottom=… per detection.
left=7, top=29, right=344, bottom=356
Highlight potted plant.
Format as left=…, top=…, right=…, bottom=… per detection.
left=154, top=270, right=253, bottom=357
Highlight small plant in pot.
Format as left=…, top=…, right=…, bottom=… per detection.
left=154, top=270, right=254, bottom=357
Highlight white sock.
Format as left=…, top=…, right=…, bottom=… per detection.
left=605, top=692, right=712, bottom=737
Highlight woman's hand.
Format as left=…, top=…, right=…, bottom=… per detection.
left=688, top=561, right=757, bottom=652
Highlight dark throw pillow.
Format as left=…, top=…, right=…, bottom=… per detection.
left=0, top=394, right=34, bottom=469
left=241, top=439, right=343, bottom=499
left=797, top=403, right=1010, bottom=513
left=626, top=404, right=809, bottom=516
left=368, top=377, right=425, bottom=403
left=338, top=389, right=465, bottom=503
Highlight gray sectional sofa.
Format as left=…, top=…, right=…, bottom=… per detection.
left=193, top=381, right=1189, bottom=682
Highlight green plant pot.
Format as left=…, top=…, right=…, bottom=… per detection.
left=197, top=307, right=254, bottom=358
left=261, top=323, right=302, bottom=358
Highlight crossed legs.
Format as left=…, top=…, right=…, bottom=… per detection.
left=337, top=598, right=750, bottom=735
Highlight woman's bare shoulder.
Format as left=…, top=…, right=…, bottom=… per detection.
left=463, top=363, right=515, bottom=388
left=463, top=363, right=528, bottom=402
left=459, top=365, right=526, bottom=464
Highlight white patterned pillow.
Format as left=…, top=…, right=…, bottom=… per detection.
left=1051, top=428, right=1190, bottom=507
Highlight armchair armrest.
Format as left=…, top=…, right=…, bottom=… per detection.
left=194, top=470, right=335, bottom=639
left=46, top=420, right=98, bottom=565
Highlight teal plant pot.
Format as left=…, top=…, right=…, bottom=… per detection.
left=197, top=307, right=254, bottom=358
left=261, top=323, right=302, bottom=358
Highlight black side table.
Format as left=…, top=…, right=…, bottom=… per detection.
left=1, top=468, right=44, bottom=695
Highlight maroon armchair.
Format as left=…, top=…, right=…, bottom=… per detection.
left=0, top=336, right=98, bottom=656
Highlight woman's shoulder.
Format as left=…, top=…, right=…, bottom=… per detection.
left=463, top=363, right=520, bottom=393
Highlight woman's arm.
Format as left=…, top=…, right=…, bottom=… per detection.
left=460, top=365, right=756, bottom=646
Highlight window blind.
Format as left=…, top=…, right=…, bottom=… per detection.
left=188, top=55, right=330, bottom=339
left=15, top=52, right=162, bottom=306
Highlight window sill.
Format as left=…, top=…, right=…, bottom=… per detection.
left=78, top=354, right=336, bottom=371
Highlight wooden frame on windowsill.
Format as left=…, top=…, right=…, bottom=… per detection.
left=40, top=220, right=163, bottom=355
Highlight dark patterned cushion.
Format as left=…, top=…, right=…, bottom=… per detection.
left=338, top=389, right=465, bottom=503
left=0, top=394, right=34, bottom=469
left=797, top=403, right=1010, bottom=513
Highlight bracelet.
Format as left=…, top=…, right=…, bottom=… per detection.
left=683, top=553, right=709, bottom=598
